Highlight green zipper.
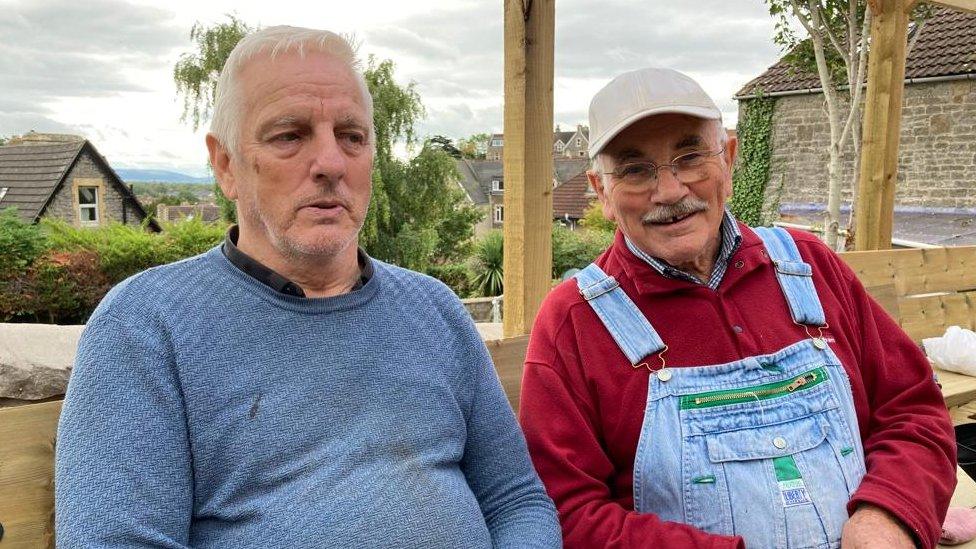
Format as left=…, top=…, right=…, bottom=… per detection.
left=680, top=367, right=828, bottom=410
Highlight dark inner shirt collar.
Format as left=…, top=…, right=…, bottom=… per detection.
left=222, top=225, right=372, bottom=297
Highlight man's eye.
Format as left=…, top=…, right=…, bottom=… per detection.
left=675, top=153, right=704, bottom=167
left=340, top=132, right=366, bottom=145
left=272, top=132, right=301, bottom=143
left=616, top=164, right=654, bottom=178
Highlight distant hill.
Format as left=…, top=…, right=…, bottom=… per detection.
left=116, top=169, right=212, bottom=184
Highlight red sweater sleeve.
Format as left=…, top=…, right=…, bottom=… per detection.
left=824, top=251, right=957, bottom=549
left=519, top=302, right=743, bottom=549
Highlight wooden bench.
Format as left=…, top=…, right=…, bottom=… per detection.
left=2, top=246, right=975, bottom=547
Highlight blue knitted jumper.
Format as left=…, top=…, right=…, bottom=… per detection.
left=55, top=246, right=561, bottom=548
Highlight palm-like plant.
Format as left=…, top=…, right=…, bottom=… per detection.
left=471, top=231, right=503, bottom=297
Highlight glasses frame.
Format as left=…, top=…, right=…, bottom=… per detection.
left=603, top=145, right=727, bottom=187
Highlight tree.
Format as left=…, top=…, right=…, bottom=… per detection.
left=457, top=132, right=491, bottom=160
left=173, top=15, right=253, bottom=224
left=428, top=135, right=462, bottom=159
left=766, top=0, right=928, bottom=249
left=173, top=27, right=481, bottom=270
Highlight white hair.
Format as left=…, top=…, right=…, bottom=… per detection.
left=210, top=26, right=374, bottom=156
left=590, top=118, right=728, bottom=184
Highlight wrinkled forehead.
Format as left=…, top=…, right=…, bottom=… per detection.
left=238, top=50, right=364, bottom=109
left=603, top=114, right=718, bottom=162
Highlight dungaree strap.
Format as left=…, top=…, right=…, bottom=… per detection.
left=753, top=226, right=827, bottom=327
left=575, top=263, right=667, bottom=366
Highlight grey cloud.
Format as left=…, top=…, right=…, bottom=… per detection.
left=0, top=0, right=185, bottom=136
left=367, top=0, right=779, bottom=140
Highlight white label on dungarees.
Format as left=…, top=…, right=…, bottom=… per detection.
left=779, top=479, right=812, bottom=507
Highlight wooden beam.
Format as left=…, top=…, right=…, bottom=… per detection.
left=854, top=0, right=912, bottom=251
left=929, top=0, right=976, bottom=13
left=502, top=0, right=555, bottom=337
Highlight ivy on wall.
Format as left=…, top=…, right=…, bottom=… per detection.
left=730, top=94, right=777, bottom=227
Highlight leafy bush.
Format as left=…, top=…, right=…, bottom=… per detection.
left=0, top=208, right=47, bottom=278
left=427, top=262, right=476, bottom=298
left=580, top=201, right=616, bottom=233
left=552, top=224, right=613, bottom=279
left=0, top=215, right=226, bottom=323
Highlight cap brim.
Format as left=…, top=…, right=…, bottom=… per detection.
left=589, top=105, right=721, bottom=159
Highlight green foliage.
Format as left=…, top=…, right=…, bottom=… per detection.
left=41, top=218, right=226, bottom=283
left=580, top=200, right=615, bottom=233
left=0, top=208, right=48, bottom=278
left=457, top=133, right=491, bottom=160
left=427, top=262, right=477, bottom=298
left=428, top=135, right=462, bottom=159
left=730, top=96, right=777, bottom=227
left=471, top=231, right=504, bottom=297
left=173, top=15, right=253, bottom=131
left=363, top=141, right=482, bottom=272
left=0, top=218, right=227, bottom=323
left=551, top=224, right=613, bottom=279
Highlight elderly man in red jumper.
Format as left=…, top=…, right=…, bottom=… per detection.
left=519, top=67, right=956, bottom=549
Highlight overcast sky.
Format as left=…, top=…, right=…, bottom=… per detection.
left=0, top=0, right=783, bottom=176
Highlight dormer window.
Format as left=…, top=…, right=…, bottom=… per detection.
left=491, top=138, right=504, bottom=147
left=492, top=179, right=503, bottom=192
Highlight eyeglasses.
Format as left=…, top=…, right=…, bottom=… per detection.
left=604, top=146, right=727, bottom=188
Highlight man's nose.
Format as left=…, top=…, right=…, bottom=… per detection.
left=309, top=130, right=346, bottom=183
left=652, top=166, right=690, bottom=203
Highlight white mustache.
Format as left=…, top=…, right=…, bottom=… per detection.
left=641, top=198, right=708, bottom=224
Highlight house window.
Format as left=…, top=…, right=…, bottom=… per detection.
left=0, top=187, right=8, bottom=203
left=555, top=142, right=564, bottom=152
left=576, top=137, right=582, bottom=146
left=579, top=151, right=585, bottom=157
left=78, top=186, right=99, bottom=223
left=493, top=205, right=504, bottom=223
left=491, top=138, right=503, bottom=147
left=492, top=179, right=503, bottom=192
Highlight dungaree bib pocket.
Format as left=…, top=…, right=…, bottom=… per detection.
left=674, top=358, right=864, bottom=548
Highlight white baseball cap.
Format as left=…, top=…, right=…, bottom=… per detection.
left=588, top=67, right=722, bottom=158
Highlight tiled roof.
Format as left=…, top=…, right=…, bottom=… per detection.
left=456, top=159, right=497, bottom=205
left=552, top=169, right=596, bottom=220
left=158, top=203, right=222, bottom=223
left=554, top=131, right=575, bottom=144
left=0, top=141, right=85, bottom=221
left=735, top=6, right=976, bottom=97
left=554, top=158, right=589, bottom=185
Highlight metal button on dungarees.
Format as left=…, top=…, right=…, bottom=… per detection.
left=773, top=437, right=788, bottom=449
left=657, top=368, right=672, bottom=382
left=734, top=260, right=744, bottom=268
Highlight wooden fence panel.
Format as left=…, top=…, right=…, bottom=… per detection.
left=0, top=400, right=60, bottom=548
left=486, top=335, right=529, bottom=413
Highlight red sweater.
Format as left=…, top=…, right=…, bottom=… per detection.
left=519, top=225, right=956, bottom=549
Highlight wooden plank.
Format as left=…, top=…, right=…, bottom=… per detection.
left=0, top=400, right=60, bottom=548
left=487, top=335, right=530, bottom=412
left=898, top=292, right=976, bottom=342
left=502, top=0, right=555, bottom=337
left=940, top=366, right=976, bottom=410
left=841, top=246, right=976, bottom=297
left=854, top=0, right=911, bottom=251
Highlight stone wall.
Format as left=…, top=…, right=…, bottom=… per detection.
left=462, top=296, right=503, bottom=323
left=763, top=78, right=976, bottom=211
left=44, top=149, right=147, bottom=226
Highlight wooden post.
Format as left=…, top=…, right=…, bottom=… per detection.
left=854, top=0, right=912, bottom=251
left=502, top=0, right=554, bottom=337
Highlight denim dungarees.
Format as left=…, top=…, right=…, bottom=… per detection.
left=575, top=227, right=866, bottom=549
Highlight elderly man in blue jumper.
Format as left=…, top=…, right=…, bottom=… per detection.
left=55, top=26, right=560, bottom=548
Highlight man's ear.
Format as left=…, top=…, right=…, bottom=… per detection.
left=587, top=170, right=616, bottom=222
left=722, top=135, right=738, bottom=199
left=206, top=134, right=238, bottom=201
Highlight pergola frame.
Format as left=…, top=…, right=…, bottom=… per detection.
left=503, top=0, right=976, bottom=334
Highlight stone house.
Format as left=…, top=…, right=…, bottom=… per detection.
left=456, top=158, right=589, bottom=232
left=0, top=133, right=159, bottom=231
left=734, top=7, right=976, bottom=214
left=485, top=126, right=591, bottom=162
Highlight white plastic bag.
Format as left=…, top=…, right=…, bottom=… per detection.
left=923, top=326, right=976, bottom=376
